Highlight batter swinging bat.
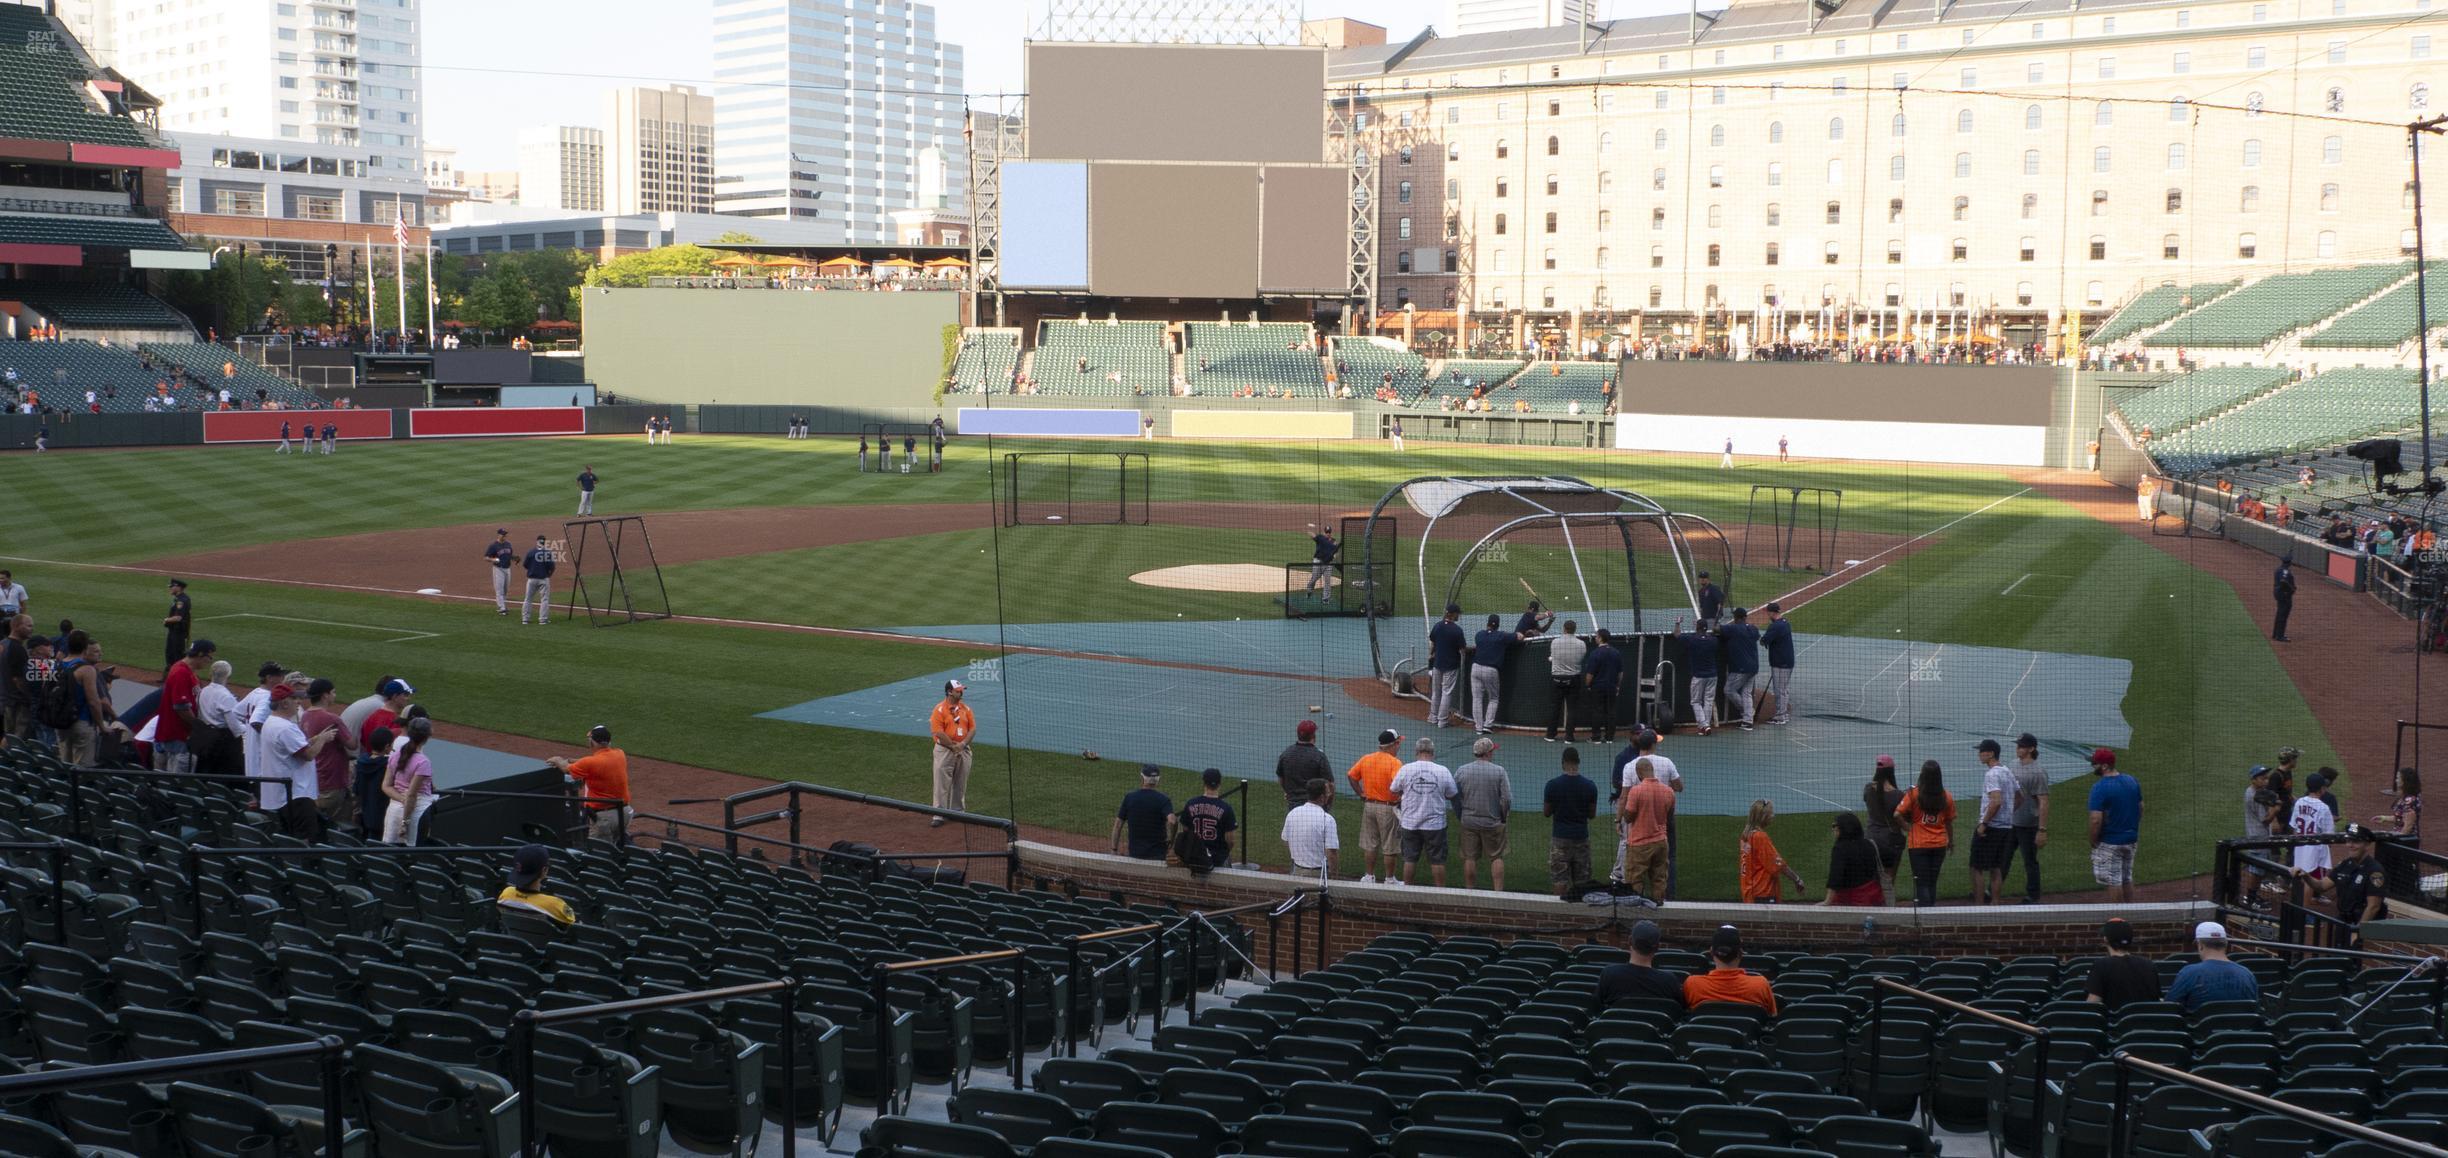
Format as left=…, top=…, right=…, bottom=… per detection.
left=1518, top=577, right=1543, bottom=603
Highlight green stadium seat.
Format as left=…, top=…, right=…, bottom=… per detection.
left=2144, top=263, right=2412, bottom=348
left=1186, top=321, right=1326, bottom=397
left=0, top=1112, right=142, bottom=1158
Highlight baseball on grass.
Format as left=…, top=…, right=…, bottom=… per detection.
left=1308, top=705, right=1322, bottom=713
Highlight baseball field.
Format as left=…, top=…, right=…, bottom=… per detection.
left=0, top=432, right=2336, bottom=899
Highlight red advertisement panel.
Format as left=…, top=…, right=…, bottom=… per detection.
left=409, top=407, right=585, bottom=438
left=203, top=409, right=393, bottom=444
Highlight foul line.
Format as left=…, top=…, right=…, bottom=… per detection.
left=197, top=611, right=439, bottom=644
left=1766, top=486, right=2034, bottom=613
left=2000, top=573, right=2033, bottom=597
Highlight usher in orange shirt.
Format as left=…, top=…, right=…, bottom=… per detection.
left=1347, top=751, right=1403, bottom=804
left=931, top=700, right=975, bottom=746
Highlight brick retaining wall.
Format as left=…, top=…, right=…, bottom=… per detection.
left=1016, top=841, right=2220, bottom=965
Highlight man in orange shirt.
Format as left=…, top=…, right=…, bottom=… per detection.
left=547, top=725, right=631, bottom=843
left=1345, top=728, right=1406, bottom=884
left=928, top=680, right=976, bottom=826
left=1682, top=925, right=1777, bottom=1014
left=1619, top=756, right=1677, bottom=901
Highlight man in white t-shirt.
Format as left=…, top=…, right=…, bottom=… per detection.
left=1973, top=739, right=2021, bottom=905
left=0, top=570, right=26, bottom=620
left=1389, top=738, right=1459, bottom=887
left=2290, top=774, right=2337, bottom=901
left=236, top=661, right=286, bottom=800
left=258, top=684, right=338, bottom=837
left=1279, top=779, right=1340, bottom=882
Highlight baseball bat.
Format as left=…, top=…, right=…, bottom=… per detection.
left=1518, top=577, right=1542, bottom=603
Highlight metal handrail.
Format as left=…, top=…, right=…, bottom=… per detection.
left=510, top=979, right=799, bottom=1158
left=0, top=1037, right=349, bottom=1156
left=716, top=779, right=1021, bottom=886
left=870, top=948, right=1030, bottom=1114
left=1871, top=976, right=2049, bottom=1129
left=632, top=811, right=865, bottom=867
left=2111, top=1051, right=2448, bottom=1157
left=0, top=840, right=69, bottom=941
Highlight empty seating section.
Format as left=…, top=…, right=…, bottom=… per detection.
left=2304, top=264, right=2448, bottom=349
left=1331, top=337, right=1428, bottom=395
left=948, top=329, right=1020, bottom=393
left=2113, top=367, right=2295, bottom=436
left=2143, top=263, right=2411, bottom=348
left=140, top=343, right=322, bottom=408
left=1429, top=359, right=1528, bottom=398
left=861, top=930, right=2446, bottom=1158
left=1035, top=320, right=1168, bottom=396
left=1186, top=322, right=1327, bottom=396
left=0, top=737, right=1229, bottom=1158
left=2149, top=367, right=2430, bottom=472
left=1501, top=361, right=1616, bottom=411
left=2091, top=280, right=2238, bottom=345
left=0, top=214, right=186, bottom=253
left=0, top=281, right=190, bottom=331
left=0, top=6, right=152, bottom=148
left=1, top=341, right=189, bottom=412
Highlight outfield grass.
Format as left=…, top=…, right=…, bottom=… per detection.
left=0, top=435, right=2334, bottom=900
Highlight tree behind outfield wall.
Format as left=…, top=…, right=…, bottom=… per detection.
left=162, top=249, right=287, bottom=335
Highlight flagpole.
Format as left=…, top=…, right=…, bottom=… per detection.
left=394, top=222, right=408, bottom=352
left=363, top=233, right=375, bottom=351
left=424, top=236, right=437, bottom=350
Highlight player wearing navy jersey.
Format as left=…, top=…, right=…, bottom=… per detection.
left=483, top=529, right=516, bottom=616
left=275, top=420, right=293, bottom=455
left=520, top=536, right=557, bottom=625
left=576, top=466, right=597, bottom=516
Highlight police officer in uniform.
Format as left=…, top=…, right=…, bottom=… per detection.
left=161, top=579, right=192, bottom=670
left=2272, top=553, right=2297, bottom=642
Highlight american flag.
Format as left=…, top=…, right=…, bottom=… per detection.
left=391, top=215, right=407, bottom=246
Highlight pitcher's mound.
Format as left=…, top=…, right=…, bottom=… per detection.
left=1132, top=563, right=1330, bottom=593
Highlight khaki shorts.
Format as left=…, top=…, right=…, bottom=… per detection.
left=1360, top=802, right=1402, bottom=855
left=1459, top=824, right=1509, bottom=862
left=1549, top=838, right=1591, bottom=886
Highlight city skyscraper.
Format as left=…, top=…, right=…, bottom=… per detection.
left=605, top=85, right=717, bottom=216
left=709, top=0, right=967, bottom=241
left=58, top=0, right=427, bottom=181
left=518, top=125, right=605, bottom=213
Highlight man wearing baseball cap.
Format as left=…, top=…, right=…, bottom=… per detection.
left=927, top=680, right=975, bottom=826
left=483, top=529, right=516, bottom=616
left=1683, top=924, right=1775, bottom=1013
left=1111, top=764, right=1173, bottom=860
left=1276, top=718, right=1332, bottom=813
left=2332, top=825, right=2388, bottom=947
left=1345, top=728, right=1405, bottom=884
left=548, top=725, right=632, bottom=844
left=1428, top=604, right=1467, bottom=729
left=2085, top=747, right=2142, bottom=904
left=2166, top=922, right=2258, bottom=1011
left=498, top=844, right=577, bottom=926
left=1595, top=919, right=1684, bottom=1011
left=2081, top=919, right=2161, bottom=1012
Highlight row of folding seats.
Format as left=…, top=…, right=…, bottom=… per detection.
left=2092, top=280, right=2240, bottom=345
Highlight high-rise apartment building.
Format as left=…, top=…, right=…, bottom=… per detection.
left=1444, top=0, right=1591, bottom=37
left=606, top=85, right=716, bottom=215
left=59, top=0, right=427, bottom=183
left=518, top=125, right=604, bottom=213
left=709, top=0, right=967, bottom=242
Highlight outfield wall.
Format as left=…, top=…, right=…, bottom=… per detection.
left=580, top=287, right=959, bottom=408
left=1614, top=362, right=2060, bottom=467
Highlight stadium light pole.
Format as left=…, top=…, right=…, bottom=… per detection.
left=2413, top=115, right=2447, bottom=489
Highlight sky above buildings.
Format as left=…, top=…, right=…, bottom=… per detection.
left=423, top=0, right=1684, bottom=171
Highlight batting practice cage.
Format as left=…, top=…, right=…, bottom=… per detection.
left=860, top=422, right=936, bottom=473
left=1742, top=484, right=1844, bottom=573
left=994, top=452, right=1151, bottom=527
left=561, top=515, right=672, bottom=626
left=1359, top=475, right=1734, bottom=732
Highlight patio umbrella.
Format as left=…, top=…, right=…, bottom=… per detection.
left=709, top=254, right=760, bottom=268
left=922, top=256, right=969, bottom=269
left=875, top=257, right=921, bottom=269
left=816, top=255, right=866, bottom=270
